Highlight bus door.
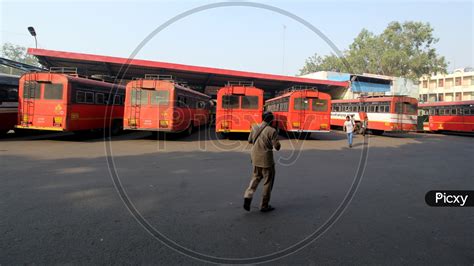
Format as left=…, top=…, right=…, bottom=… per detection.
left=417, top=108, right=429, bottom=131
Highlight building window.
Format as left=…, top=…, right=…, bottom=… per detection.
left=455, top=77, right=462, bottom=86
left=455, top=92, right=462, bottom=101
left=438, top=94, right=444, bottom=102
left=422, top=80, right=428, bottom=88
left=438, top=79, right=444, bottom=87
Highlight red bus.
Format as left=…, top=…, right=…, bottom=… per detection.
left=265, top=88, right=331, bottom=137
left=124, top=75, right=210, bottom=135
left=0, top=73, right=19, bottom=134
left=331, top=96, right=418, bottom=134
left=16, top=71, right=125, bottom=134
left=418, top=101, right=474, bottom=133
left=215, top=82, right=263, bottom=136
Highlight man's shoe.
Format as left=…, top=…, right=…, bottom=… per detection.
left=243, top=198, right=252, bottom=211
left=260, top=206, right=275, bottom=213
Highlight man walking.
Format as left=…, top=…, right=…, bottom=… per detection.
left=244, top=111, right=281, bottom=212
left=343, top=115, right=355, bottom=148
left=359, top=112, right=368, bottom=136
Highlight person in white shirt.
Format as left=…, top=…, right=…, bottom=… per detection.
left=343, top=116, right=355, bottom=148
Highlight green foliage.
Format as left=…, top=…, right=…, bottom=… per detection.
left=0, top=42, right=41, bottom=75
left=299, top=21, right=448, bottom=80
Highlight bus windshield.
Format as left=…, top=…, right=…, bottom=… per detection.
left=222, top=95, right=240, bottom=109
left=312, top=99, right=328, bottom=112
left=241, top=96, right=259, bottom=109
left=23, top=81, right=41, bottom=99
left=396, top=102, right=417, bottom=115
left=44, top=84, right=63, bottom=100
left=150, top=90, right=169, bottom=105
left=294, top=97, right=309, bottom=110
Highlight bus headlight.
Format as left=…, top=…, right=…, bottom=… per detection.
left=221, top=121, right=230, bottom=129
left=53, top=117, right=62, bottom=127
left=159, top=120, right=169, bottom=128
left=292, top=122, right=300, bottom=128
left=320, top=123, right=328, bottom=130
left=128, top=118, right=137, bottom=126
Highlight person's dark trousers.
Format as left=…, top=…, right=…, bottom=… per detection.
left=244, top=165, right=275, bottom=209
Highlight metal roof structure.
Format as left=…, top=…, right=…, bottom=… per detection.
left=28, top=48, right=348, bottom=95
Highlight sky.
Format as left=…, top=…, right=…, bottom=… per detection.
left=0, top=0, right=473, bottom=76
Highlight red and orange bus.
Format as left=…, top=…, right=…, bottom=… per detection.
left=16, top=71, right=125, bottom=134
left=0, top=73, right=19, bottom=134
left=418, top=101, right=474, bottom=133
left=265, top=88, right=331, bottom=137
left=124, top=75, right=210, bottom=135
left=215, top=82, right=263, bottom=136
left=331, top=96, right=418, bottom=134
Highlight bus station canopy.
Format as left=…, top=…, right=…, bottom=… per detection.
left=28, top=48, right=348, bottom=95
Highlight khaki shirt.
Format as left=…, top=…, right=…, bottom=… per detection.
left=248, top=123, right=281, bottom=168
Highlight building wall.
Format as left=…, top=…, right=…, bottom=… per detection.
left=301, top=71, right=417, bottom=100
left=419, top=68, right=474, bottom=103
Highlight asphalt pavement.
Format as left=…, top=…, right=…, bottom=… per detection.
left=1, top=129, right=473, bottom=264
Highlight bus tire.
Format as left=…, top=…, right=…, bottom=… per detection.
left=186, top=124, right=194, bottom=136
left=371, top=130, right=384, bottom=135
left=110, top=119, right=123, bottom=136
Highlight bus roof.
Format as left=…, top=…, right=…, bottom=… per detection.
left=129, top=79, right=210, bottom=99
left=419, top=100, right=474, bottom=107
left=20, top=72, right=125, bottom=89
left=332, top=96, right=417, bottom=103
left=266, top=89, right=328, bottom=102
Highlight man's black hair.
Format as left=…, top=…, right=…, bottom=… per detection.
left=263, top=111, right=274, bottom=123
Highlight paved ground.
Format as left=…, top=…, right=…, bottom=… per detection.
left=0, top=128, right=473, bottom=265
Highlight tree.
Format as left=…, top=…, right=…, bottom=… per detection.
left=0, top=43, right=41, bottom=75
left=299, top=21, right=448, bottom=80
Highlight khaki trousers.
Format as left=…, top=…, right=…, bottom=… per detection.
left=244, top=165, right=275, bottom=208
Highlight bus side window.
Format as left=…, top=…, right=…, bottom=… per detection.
left=6, top=88, right=16, bottom=101
left=96, top=93, right=105, bottom=104
left=113, top=95, right=121, bottom=105
left=103, top=93, right=110, bottom=104
left=85, top=92, right=94, bottom=104
left=76, top=91, right=85, bottom=103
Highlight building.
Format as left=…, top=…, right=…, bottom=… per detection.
left=419, top=68, right=474, bottom=103
left=301, top=71, right=418, bottom=100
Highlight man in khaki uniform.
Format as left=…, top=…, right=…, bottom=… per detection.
left=244, top=111, right=281, bottom=212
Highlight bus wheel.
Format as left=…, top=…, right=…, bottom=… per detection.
left=186, top=124, right=194, bottom=136
left=111, top=120, right=123, bottom=136
left=371, top=130, right=384, bottom=135
left=217, top=132, right=228, bottom=139
left=296, top=132, right=308, bottom=139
